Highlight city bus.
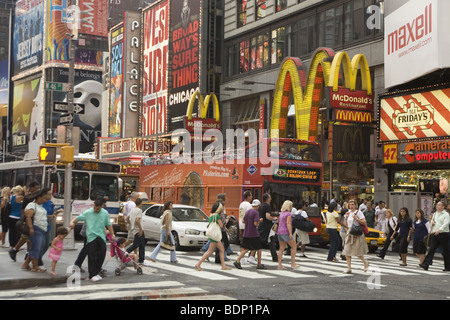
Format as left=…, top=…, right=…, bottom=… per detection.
left=0, top=155, right=122, bottom=229
left=139, top=138, right=323, bottom=243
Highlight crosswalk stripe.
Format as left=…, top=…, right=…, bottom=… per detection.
left=147, top=247, right=449, bottom=279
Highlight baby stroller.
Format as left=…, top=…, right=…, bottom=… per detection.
left=109, top=236, right=143, bottom=276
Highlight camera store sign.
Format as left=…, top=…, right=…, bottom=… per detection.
left=384, top=140, right=450, bottom=164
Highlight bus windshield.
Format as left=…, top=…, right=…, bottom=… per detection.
left=91, top=175, right=119, bottom=201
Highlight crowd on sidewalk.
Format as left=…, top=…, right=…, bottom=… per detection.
left=1, top=182, right=450, bottom=283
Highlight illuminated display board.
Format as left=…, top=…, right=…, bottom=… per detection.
left=273, top=166, right=321, bottom=183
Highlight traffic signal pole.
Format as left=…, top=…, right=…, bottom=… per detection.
left=63, top=6, right=78, bottom=251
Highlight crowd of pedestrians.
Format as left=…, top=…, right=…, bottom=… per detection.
left=1, top=182, right=450, bottom=283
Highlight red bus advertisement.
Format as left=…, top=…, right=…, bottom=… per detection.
left=139, top=138, right=323, bottom=243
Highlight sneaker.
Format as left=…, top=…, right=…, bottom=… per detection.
left=256, top=264, right=267, bottom=270
left=8, top=249, right=17, bottom=262
left=247, top=256, right=257, bottom=265
left=233, top=261, right=242, bottom=269
left=90, top=275, right=102, bottom=282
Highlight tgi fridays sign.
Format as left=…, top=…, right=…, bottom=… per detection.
left=100, top=137, right=171, bottom=158
left=379, top=87, right=450, bottom=143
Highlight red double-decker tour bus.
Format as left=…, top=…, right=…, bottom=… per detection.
left=139, top=138, right=323, bottom=243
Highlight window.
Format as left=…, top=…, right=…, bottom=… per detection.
left=237, top=0, right=248, bottom=28
left=91, top=175, right=119, bottom=201
left=318, top=6, right=343, bottom=48
left=240, top=40, right=250, bottom=73
left=276, top=0, right=287, bottom=12
left=256, top=0, right=267, bottom=20
left=271, top=28, right=286, bottom=64
left=53, top=171, right=89, bottom=200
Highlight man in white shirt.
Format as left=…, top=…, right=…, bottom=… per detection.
left=359, top=198, right=368, bottom=213
left=374, top=200, right=387, bottom=233
left=126, top=198, right=145, bottom=264
left=239, top=190, right=253, bottom=242
left=123, top=192, right=138, bottom=247
left=420, top=201, right=450, bottom=271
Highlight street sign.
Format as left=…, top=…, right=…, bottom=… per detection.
left=45, top=82, right=70, bottom=92
left=53, top=101, right=85, bottom=114
left=59, top=113, right=74, bottom=125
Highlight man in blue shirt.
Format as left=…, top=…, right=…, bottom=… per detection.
left=70, top=198, right=116, bottom=282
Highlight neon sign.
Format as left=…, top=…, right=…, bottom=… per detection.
left=271, top=48, right=373, bottom=141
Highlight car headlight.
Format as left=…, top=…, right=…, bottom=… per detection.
left=185, top=229, right=201, bottom=235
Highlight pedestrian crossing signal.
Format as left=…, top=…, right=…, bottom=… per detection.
left=39, top=146, right=57, bottom=163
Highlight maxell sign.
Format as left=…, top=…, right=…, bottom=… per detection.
left=384, top=0, right=450, bottom=88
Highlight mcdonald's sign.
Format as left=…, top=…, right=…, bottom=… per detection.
left=271, top=49, right=374, bottom=141
left=185, top=92, right=221, bottom=133
left=330, top=109, right=373, bottom=124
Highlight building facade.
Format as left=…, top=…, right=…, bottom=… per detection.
left=221, top=0, right=386, bottom=204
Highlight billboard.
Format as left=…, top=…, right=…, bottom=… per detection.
left=46, top=0, right=102, bottom=65
left=379, top=87, right=450, bottom=143
left=109, top=25, right=124, bottom=138
left=47, top=68, right=102, bottom=153
left=77, top=0, right=108, bottom=38
left=169, top=0, right=201, bottom=131
left=12, top=76, right=43, bottom=156
left=384, top=0, right=450, bottom=88
left=0, top=60, right=8, bottom=112
left=142, top=0, right=169, bottom=136
left=13, top=0, right=44, bottom=75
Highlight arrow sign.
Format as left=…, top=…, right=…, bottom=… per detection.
left=53, top=102, right=85, bottom=115
left=59, top=113, right=74, bottom=125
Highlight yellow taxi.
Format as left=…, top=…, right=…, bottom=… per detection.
left=320, top=211, right=386, bottom=253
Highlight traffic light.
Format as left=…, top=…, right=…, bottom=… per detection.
left=39, top=146, right=57, bottom=163
left=60, top=146, right=75, bottom=163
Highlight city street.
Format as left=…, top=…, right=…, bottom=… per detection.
left=1, top=240, right=449, bottom=301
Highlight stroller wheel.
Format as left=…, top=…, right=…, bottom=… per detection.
left=115, top=268, right=121, bottom=276
left=137, top=267, right=143, bottom=275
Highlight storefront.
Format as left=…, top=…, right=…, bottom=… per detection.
left=379, top=85, right=450, bottom=217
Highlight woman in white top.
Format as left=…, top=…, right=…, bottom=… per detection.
left=22, top=190, right=49, bottom=272
left=342, top=199, right=369, bottom=274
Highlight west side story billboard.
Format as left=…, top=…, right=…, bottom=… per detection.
left=13, top=0, right=44, bottom=75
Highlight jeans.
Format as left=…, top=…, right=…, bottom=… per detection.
left=423, top=233, right=450, bottom=270
left=149, top=229, right=177, bottom=262
left=326, top=228, right=339, bottom=261
left=127, top=233, right=146, bottom=263
left=87, top=236, right=107, bottom=279
left=38, top=231, right=51, bottom=266
left=29, top=226, right=45, bottom=259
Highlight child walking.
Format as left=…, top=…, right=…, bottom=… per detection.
left=48, top=227, right=70, bottom=276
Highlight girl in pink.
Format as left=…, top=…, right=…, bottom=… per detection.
left=48, top=227, right=69, bottom=276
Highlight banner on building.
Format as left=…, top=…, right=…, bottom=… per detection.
left=141, top=0, right=169, bottom=136
left=384, top=0, right=450, bottom=88
left=13, top=0, right=44, bottom=75
left=168, top=0, right=201, bottom=131
left=379, top=87, right=450, bottom=143
left=109, top=25, right=124, bottom=138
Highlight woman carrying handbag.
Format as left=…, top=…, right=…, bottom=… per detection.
left=342, top=199, right=369, bottom=274
left=195, top=201, right=231, bottom=271
left=148, top=201, right=178, bottom=263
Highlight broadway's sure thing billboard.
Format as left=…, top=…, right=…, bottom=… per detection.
left=169, top=0, right=201, bottom=131
left=13, top=0, right=44, bottom=75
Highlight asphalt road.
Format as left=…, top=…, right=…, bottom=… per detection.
left=1, top=240, right=449, bottom=301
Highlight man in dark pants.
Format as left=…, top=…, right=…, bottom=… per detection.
left=258, top=193, right=278, bottom=262
left=126, top=198, right=146, bottom=264
left=70, top=198, right=115, bottom=281
left=420, top=201, right=450, bottom=272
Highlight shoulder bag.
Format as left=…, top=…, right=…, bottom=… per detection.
left=206, top=214, right=222, bottom=242
left=16, top=203, right=36, bottom=236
